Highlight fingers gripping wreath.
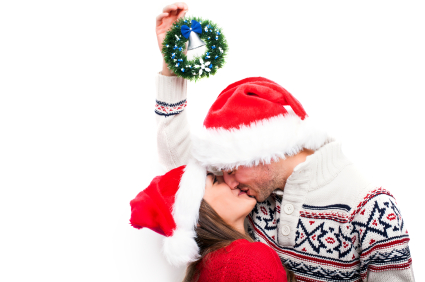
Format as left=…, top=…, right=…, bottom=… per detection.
left=162, top=17, right=228, bottom=81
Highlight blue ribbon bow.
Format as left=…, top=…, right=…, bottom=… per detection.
left=181, top=20, right=203, bottom=39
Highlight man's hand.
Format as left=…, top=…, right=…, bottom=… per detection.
left=156, top=2, right=188, bottom=76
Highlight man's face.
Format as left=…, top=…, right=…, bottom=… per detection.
left=222, top=162, right=285, bottom=203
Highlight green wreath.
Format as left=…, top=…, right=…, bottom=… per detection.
left=162, top=17, right=228, bottom=81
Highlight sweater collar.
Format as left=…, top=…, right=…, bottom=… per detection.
left=285, top=141, right=352, bottom=191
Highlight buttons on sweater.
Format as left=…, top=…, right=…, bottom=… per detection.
left=281, top=225, right=290, bottom=236
left=281, top=204, right=294, bottom=237
left=283, top=204, right=294, bottom=214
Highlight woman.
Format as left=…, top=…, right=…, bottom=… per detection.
left=130, top=165, right=295, bottom=282
left=186, top=172, right=297, bottom=282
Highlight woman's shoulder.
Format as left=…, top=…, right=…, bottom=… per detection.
left=200, top=239, right=287, bottom=281
left=225, top=239, right=279, bottom=256
left=216, top=239, right=284, bottom=269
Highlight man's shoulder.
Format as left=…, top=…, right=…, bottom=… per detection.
left=306, top=161, right=388, bottom=212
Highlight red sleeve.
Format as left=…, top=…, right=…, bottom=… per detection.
left=214, top=241, right=287, bottom=282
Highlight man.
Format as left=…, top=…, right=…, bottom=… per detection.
left=155, top=3, right=414, bottom=281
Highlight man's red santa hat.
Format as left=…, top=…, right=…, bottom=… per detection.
left=130, top=161, right=206, bottom=267
left=192, top=77, right=333, bottom=170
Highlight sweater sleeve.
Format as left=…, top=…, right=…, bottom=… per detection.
left=155, top=73, right=192, bottom=171
left=350, top=190, right=414, bottom=281
left=367, top=268, right=415, bottom=282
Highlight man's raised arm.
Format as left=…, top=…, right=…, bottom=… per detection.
left=154, top=3, right=192, bottom=171
left=155, top=74, right=191, bottom=171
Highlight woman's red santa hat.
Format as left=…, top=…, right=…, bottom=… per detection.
left=130, top=160, right=206, bottom=267
left=191, top=77, right=333, bottom=170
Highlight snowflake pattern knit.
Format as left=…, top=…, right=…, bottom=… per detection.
left=248, top=188, right=411, bottom=281
left=196, top=239, right=287, bottom=282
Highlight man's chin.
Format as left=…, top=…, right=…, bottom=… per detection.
left=256, top=196, right=267, bottom=203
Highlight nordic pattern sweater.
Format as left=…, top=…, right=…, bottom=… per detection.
left=154, top=74, right=414, bottom=281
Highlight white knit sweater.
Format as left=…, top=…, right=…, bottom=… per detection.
left=154, top=73, right=415, bottom=282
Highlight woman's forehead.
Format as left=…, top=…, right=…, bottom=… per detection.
left=207, top=170, right=223, bottom=176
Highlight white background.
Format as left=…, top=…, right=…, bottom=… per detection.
left=1, top=0, right=424, bottom=281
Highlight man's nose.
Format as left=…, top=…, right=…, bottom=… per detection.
left=223, top=174, right=239, bottom=189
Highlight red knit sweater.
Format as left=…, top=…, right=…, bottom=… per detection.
left=196, top=239, right=287, bottom=282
